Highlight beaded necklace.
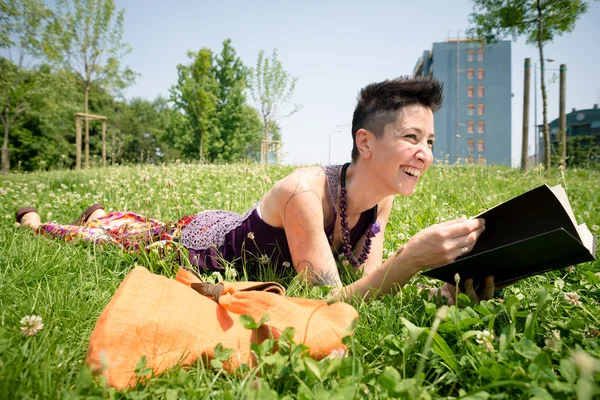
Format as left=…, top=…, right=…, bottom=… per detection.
left=338, top=163, right=380, bottom=268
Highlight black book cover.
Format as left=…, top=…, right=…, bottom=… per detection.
left=422, top=184, right=597, bottom=285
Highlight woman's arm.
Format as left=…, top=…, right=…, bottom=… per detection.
left=278, top=170, right=344, bottom=287
left=332, top=216, right=486, bottom=301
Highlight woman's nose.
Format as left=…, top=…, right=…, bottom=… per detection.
left=415, top=143, right=433, bottom=165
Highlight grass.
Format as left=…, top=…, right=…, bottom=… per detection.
left=0, top=162, right=599, bottom=399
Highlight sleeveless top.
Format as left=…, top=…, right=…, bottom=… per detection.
left=180, top=165, right=378, bottom=272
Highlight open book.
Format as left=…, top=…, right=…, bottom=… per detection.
left=422, top=184, right=597, bottom=286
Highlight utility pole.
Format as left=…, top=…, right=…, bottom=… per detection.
left=559, top=64, right=567, bottom=169
left=534, top=58, right=555, bottom=166
left=455, top=31, right=460, bottom=163
left=522, top=58, right=531, bottom=172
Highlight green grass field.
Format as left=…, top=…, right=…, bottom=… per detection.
left=1, top=163, right=599, bottom=399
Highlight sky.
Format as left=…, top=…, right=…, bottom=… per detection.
left=116, top=0, right=600, bottom=167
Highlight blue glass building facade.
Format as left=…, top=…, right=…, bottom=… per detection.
left=413, top=40, right=512, bottom=165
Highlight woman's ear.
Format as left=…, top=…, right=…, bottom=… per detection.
left=355, top=128, right=372, bottom=158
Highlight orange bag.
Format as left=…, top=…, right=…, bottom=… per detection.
left=85, top=266, right=358, bottom=389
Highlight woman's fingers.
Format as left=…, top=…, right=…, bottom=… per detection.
left=480, top=276, right=496, bottom=300
left=445, top=218, right=485, bottom=239
left=403, top=217, right=485, bottom=271
left=448, top=226, right=485, bottom=256
left=464, top=276, right=496, bottom=302
left=464, top=279, right=479, bottom=302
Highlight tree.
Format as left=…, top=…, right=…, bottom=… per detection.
left=210, top=39, right=262, bottom=162
left=0, top=0, right=50, bottom=173
left=467, top=0, right=592, bottom=174
left=249, top=48, right=301, bottom=164
left=45, top=0, right=135, bottom=170
left=170, top=48, right=218, bottom=161
left=1, top=60, right=38, bottom=173
left=115, top=96, right=172, bottom=164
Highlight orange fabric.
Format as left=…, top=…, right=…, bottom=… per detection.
left=85, top=266, right=358, bottom=389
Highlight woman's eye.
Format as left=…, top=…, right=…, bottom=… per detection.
left=427, top=140, right=434, bottom=146
left=405, top=134, right=417, bottom=140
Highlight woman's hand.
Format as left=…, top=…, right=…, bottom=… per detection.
left=434, top=276, right=518, bottom=305
left=399, top=216, right=486, bottom=272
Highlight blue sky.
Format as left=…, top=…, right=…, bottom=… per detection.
left=117, top=0, right=600, bottom=167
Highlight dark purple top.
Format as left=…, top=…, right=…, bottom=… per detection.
left=182, top=165, right=377, bottom=272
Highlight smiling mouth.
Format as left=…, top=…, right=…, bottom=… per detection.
left=400, top=166, right=422, bottom=179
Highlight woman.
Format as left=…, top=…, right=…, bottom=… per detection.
left=16, top=76, right=499, bottom=302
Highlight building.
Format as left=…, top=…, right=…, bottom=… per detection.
left=538, top=104, right=600, bottom=161
left=413, top=39, right=512, bottom=165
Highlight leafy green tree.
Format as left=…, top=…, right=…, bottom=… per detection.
left=249, top=48, right=301, bottom=164
left=0, top=0, right=48, bottom=58
left=114, top=96, right=172, bottom=164
left=0, top=0, right=50, bottom=173
left=170, top=48, right=218, bottom=161
left=45, top=0, right=136, bottom=169
left=4, top=65, right=81, bottom=171
left=210, top=39, right=262, bottom=162
left=161, top=108, right=193, bottom=161
left=468, top=0, right=592, bottom=174
left=1, top=60, right=39, bottom=173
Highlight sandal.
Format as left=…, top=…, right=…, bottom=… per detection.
left=73, top=203, right=105, bottom=225
left=15, top=207, right=37, bottom=224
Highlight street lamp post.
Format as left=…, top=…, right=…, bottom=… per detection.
left=328, top=129, right=342, bottom=165
left=534, top=58, right=555, bottom=165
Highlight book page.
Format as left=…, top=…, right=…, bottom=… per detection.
left=577, top=223, right=597, bottom=255
left=549, top=185, right=579, bottom=237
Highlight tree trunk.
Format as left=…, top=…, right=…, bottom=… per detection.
left=537, top=0, right=551, bottom=175
left=559, top=64, right=567, bottom=169
left=199, top=131, right=203, bottom=162
left=2, top=107, right=10, bottom=174
left=264, top=117, right=270, bottom=165
left=521, top=58, right=531, bottom=173
left=111, top=125, right=115, bottom=166
left=101, top=120, right=106, bottom=167
left=75, top=115, right=82, bottom=170
left=84, top=83, right=90, bottom=169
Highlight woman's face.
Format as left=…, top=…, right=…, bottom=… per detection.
left=369, top=104, right=435, bottom=196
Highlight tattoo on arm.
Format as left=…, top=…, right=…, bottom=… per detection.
left=298, top=260, right=340, bottom=286
left=282, top=171, right=322, bottom=249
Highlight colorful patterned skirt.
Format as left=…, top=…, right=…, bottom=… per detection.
left=37, top=212, right=194, bottom=252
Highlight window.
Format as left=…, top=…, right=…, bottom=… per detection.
left=467, top=157, right=474, bottom=165
left=477, top=68, right=484, bottom=79
left=477, top=85, right=484, bottom=97
left=478, top=139, right=484, bottom=152
left=478, top=49, right=484, bottom=61
left=477, top=104, right=484, bottom=115
left=468, top=104, right=474, bottom=116
left=468, top=85, right=474, bottom=98
left=478, top=156, right=486, bottom=165
left=478, top=121, right=485, bottom=133
left=468, top=121, right=474, bottom=133
left=467, top=68, right=474, bottom=79
left=467, top=50, right=474, bottom=62
left=468, top=139, right=474, bottom=152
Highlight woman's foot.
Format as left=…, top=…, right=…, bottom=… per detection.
left=87, top=207, right=107, bottom=221
left=73, top=204, right=106, bottom=225
left=15, top=207, right=41, bottom=231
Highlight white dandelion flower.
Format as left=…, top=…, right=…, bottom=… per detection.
left=20, top=315, right=44, bottom=337
left=564, top=292, right=582, bottom=307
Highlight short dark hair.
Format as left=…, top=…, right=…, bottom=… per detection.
left=350, top=76, right=443, bottom=161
